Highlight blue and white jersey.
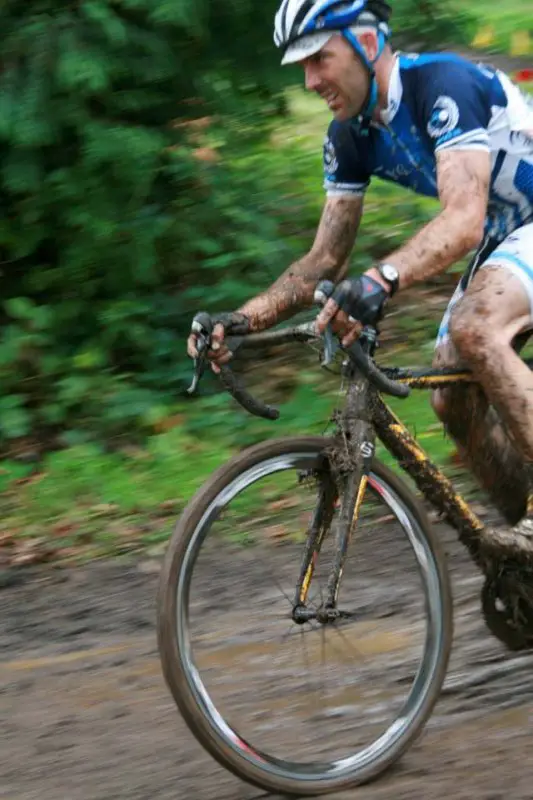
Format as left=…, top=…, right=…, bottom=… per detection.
left=323, top=52, right=533, bottom=258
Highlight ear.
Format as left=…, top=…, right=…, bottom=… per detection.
left=355, top=30, right=379, bottom=62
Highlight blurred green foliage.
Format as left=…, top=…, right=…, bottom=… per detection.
left=0, top=0, right=517, bottom=451
left=0, top=0, right=294, bottom=449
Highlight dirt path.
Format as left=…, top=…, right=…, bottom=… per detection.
left=2, top=519, right=533, bottom=800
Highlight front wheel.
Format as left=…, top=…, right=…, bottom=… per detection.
left=157, top=436, right=453, bottom=796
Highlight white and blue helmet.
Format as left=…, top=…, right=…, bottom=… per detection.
left=274, top=0, right=392, bottom=64
left=274, top=0, right=392, bottom=123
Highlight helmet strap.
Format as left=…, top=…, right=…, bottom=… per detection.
left=342, top=27, right=387, bottom=128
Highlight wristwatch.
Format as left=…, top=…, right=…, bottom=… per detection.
left=377, top=263, right=400, bottom=297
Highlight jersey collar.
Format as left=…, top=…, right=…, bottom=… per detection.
left=380, top=53, right=402, bottom=125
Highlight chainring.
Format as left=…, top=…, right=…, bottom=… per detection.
left=481, top=565, right=533, bottom=651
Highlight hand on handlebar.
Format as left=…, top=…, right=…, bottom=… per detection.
left=315, top=274, right=389, bottom=347
left=314, top=279, right=409, bottom=399
left=187, top=311, right=251, bottom=374
left=186, top=311, right=281, bottom=418
left=185, top=295, right=410, bottom=413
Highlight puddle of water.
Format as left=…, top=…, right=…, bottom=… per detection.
left=194, top=620, right=417, bottom=670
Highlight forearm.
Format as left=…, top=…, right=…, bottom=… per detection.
left=380, top=150, right=489, bottom=293
left=383, top=209, right=482, bottom=292
left=238, top=254, right=346, bottom=332
left=238, top=194, right=362, bottom=331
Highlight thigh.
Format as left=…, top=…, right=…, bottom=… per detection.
left=453, top=222, right=533, bottom=341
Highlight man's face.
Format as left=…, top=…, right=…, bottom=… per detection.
left=301, top=34, right=370, bottom=121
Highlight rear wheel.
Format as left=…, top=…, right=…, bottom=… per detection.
left=157, top=436, right=453, bottom=795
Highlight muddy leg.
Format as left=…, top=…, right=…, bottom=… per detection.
left=432, top=346, right=529, bottom=525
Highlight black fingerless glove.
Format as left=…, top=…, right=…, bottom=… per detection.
left=212, top=312, right=251, bottom=336
left=332, top=276, right=389, bottom=326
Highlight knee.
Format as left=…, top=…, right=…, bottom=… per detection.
left=449, top=308, right=491, bottom=365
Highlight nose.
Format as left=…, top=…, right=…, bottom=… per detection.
left=304, top=63, right=321, bottom=93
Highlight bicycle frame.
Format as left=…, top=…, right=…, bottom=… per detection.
left=293, top=358, right=533, bottom=619
left=192, top=320, right=533, bottom=622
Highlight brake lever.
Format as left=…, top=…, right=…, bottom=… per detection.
left=187, top=356, right=206, bottom=395
left=314, top=280, right=338, bottom=366
left=321, top=327, right=337, bottom=366
left=187, top=313, right=213, bottom=395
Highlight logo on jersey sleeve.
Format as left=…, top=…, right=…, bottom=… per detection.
left=323, top=136, right=339, bottom=176
left=427, top=96, right=460, bottom=139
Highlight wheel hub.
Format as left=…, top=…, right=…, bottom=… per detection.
left=292, top=604, right=343, bottom=625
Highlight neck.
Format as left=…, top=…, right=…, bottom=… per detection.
left=373, top=50, right=396, bottom=119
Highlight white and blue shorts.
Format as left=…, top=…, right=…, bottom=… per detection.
left=436, top=221, right=533, bottom=349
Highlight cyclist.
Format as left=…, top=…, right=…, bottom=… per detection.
left=188, top=0, right=533, bottom=537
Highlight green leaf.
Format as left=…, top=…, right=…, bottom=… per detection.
left=40, top=403, right=67, bottom=426
left=0, top=402, right=31, bottom=439
left=3, top=151, right=43, bottom=192
left=82, top=1, right=129, bottom=44
left=56, top=30, right=111, bottom=93
left=5, top=297, right=36, bottom=321
left=72, top=349, right=107, bottom=371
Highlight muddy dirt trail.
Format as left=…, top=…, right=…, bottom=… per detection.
left=1, top=518, right=533, bottom=800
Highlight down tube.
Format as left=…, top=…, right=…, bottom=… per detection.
left=371, top=396, right=485, bottom=566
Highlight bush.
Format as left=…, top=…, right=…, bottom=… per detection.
left=0, top=1, right=298, bottom=449
left=0, top=0, right=477, bottom=451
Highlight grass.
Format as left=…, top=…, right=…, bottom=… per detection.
left=0, top=354, right=464, bottom=565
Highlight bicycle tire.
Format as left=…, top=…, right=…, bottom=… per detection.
left=157, top=436, right=453, bottom=795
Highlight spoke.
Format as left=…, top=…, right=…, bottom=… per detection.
left=329, top=621, right=368, bottom=664
left=280, top=622, right=298, bottom=644
left=263, top=563, right=294, bottom=607
left=300, top=626, right=312, bottom=696
left=320, top=623, right=327, bottom=711
left=305, top=577, right=326, bottom=613
left=301, top=624, right=324, bottom=727
left=308, top=585, right=324, bottom=609
left=261, top=608, right=292, bottom=620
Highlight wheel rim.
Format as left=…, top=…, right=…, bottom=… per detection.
left=175, top=450, right=446, bottom=784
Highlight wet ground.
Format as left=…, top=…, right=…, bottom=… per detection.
left=2, top=518, right=533, bottom=800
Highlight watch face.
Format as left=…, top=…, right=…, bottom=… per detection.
left=381, top=264, right=399, bottom=283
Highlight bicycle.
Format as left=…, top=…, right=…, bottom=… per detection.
left=157, top=281, right=533, bottom=796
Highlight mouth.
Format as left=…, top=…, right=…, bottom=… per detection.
left=320, top=90, right=340, bottom=110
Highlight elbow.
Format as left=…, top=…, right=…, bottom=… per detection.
left=309, top=251, right=346, bottom=281
left=449, top=211, right=485, bottom=255
left=464, top=219, right=485, bottom=252
left=460, top=232, right=484, bottom=255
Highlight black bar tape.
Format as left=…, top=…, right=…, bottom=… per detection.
left=219, top=366, right=280, bottom=420
left=345, top=341, right=410, bottom=398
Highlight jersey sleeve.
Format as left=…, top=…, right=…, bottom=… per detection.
left=418, top=62, right=492, bottom=154
left=323, top=121, right=371, bottom=197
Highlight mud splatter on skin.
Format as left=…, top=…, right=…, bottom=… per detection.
left=390, top=150, right=491, bottom=290
left=239, top=195, right=363, bottom=331
left=434, top=381, right=528, bottom=526
left=201, top=150, right=489, bottom=356
left=432, top=265, right=533, bottom=525
left=450, top=269, right=533, bottom=463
